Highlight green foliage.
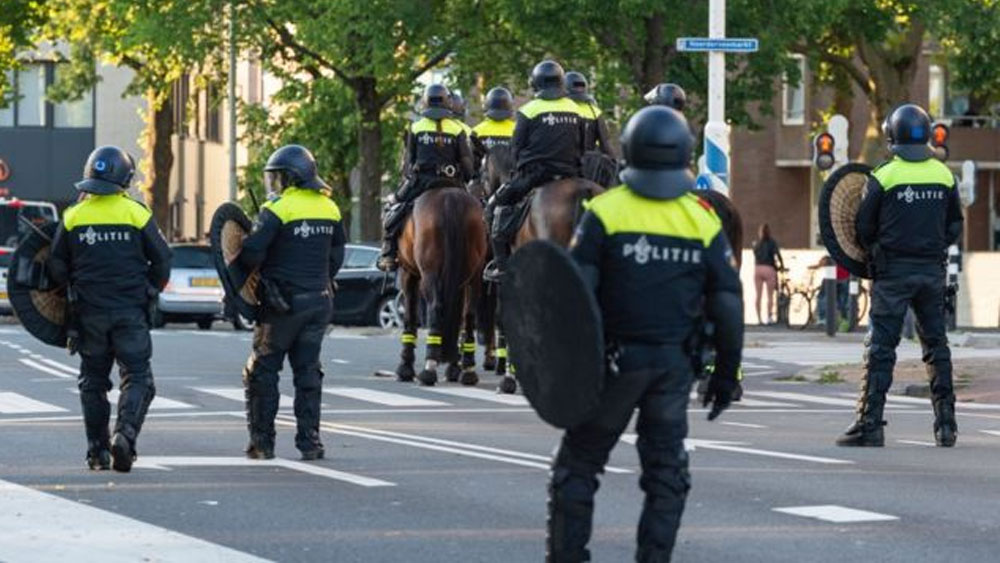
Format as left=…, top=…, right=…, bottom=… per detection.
left=0, top=0, right=48, bottom=103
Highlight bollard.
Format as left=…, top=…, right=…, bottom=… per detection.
left=848, top=276, right=859, bottom=332
left=824, top=265, right=837, bottom=337
left=946, top=244, right=960, bottom=331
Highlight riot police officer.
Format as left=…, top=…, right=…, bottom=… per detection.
left=470, top=86, right=516, bottom=171
left=238, top=145, right=346, bottom=460
left=837, top=103, right=963, bottom=448
left=378, top=84, right=474, bottom=271
left=548, top=106, right=744, bottom=562
left=484, top=60, right=586, bottom=281
left=48, top=145, right=172, bottom=472
left=566, top=71, right=614, bottom=157
left=449, top=92, right=474, bottom=136
left=644, top=83, right=687, bottom=112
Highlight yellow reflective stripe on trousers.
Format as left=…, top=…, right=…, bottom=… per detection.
left=462, top=343, right=476, bottom=353
left=426, top=335, right=443, bottom=346
left=496, top=348, right=508, bottom=359
left=401, top=333, right=417, bottom=345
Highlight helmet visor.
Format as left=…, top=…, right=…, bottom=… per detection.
left=264, top=170, right=286, bottom=195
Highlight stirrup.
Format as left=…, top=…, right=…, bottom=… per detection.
left=377, top=255, right=398, bottom=272
left=483, top=260, right=502, bottom=283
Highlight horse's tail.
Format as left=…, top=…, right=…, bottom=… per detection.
left=437, top=191, right=469, bottom=362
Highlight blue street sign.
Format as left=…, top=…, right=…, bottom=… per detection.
left=676, top=37, right=759, bottom=53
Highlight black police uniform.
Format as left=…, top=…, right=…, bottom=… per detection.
left=550, top=186, right=743, bottom=562
left=471, top=117, right=516, bottom=173
left=239, top=187, right=346, bottom=458
left=49, top=188, right=171, bottom=472
left=840, top=154, right=963, bottom=446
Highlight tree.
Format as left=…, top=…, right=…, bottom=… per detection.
left=243, top=0, right=484, bottom=241
left=0, top=0, right=48, bottom=102
left=43, top=0, right=229, bottom=233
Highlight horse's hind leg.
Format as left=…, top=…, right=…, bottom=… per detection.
left=478, top=281, right=497, bottom=371
left=417, top=284, right=441, bottom=387
left=395, top=272, right=419, bottom=383
left=494, top=296, right=517, bottom=394
left=458, top=286, right=479, bottom=386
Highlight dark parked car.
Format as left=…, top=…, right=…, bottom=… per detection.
left=333, top=244, right=399, bottom=328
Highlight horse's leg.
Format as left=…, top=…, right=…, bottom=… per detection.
left=480, top=281, right=497, bottom=371
left=417, top=278, right=441, bottom=386
left=458, top=285, right=480, bottom=386
left=395, top=271, right=419, bottom=383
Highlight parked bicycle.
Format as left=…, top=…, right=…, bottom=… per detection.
left=775, top=268, right=819, bottom=330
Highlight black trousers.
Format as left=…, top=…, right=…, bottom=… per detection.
left=865, top=263, right=953, bottom=405
left=548, top=344, right=693, bottom=563
left=77, top=307, right=155, bottom=449
left=490, top=165, right=556, bottom=243
left=244, top=293, right=332, bottom=452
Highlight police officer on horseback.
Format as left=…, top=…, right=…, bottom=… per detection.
left=378, top=83, right=475, bottom=272
left=837, top=103, right=963, bottom=448
left=566, top=71, right=614, bottom=158
left=547, top=106, right=743, bottom=562
left=483, top=60, right=586, bottom=281
left=238, top=145, right=346, bottom=460
left=644, top=83, right=687, bottom=112
left=471, top=87, right=517, bottom=174
left=47, top=145, right=172, bottom=472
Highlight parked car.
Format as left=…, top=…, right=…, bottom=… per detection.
left=0, top=198, right=58, bottom=248
left=155, top=244, right=224, bottom=330
left=333, top=244, right=400, bottom=328
left=0, top=248, right=11, bottom=315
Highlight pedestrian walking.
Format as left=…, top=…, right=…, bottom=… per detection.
left=752, top=223, right=783, bottom=325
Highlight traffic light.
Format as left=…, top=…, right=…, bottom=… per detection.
left=931, top=122, right=950, bottom=161
left=813, top=132, right=835, bottom=171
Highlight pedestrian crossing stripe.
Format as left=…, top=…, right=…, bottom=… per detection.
left=773, top=505, right=898, bottom=523
left=0, top=392, right=67, bottom=414
left=68, top=389, right=195, bottom=410
left=193, top=387, right=294, bottom=409
left=422, top=387, right=530, bottom=406
left=744, top=391, right=894, bottom=408
left=324, top=387, right=449, bottom=407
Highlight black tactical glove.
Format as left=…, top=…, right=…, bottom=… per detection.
left=494, top=182, right=517, bottom=206
left=701, top=374, right=736, bottom=421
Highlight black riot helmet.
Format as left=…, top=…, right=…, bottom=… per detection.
left=619, top=106, right=695, bottom=199
left=565, top=71, right=591, bottom=103
left=483, top=87, right=514, bottom=120
left=421, top=83, right=452, bottom=120
left=75, top=146, right=135, bottom=195
left=530, top=60, right=566, bottom=100
left=887, top=103, right=933, bottom=161
left=449, top=92, right=467, bottom=120
left=263, top=144, right=330, bottom=193
left=644, top=83, right=687, bottom=112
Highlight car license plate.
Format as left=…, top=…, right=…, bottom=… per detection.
left=0, top=291, right=7, bottom=300
left=189, top=277, right=219, bottom=288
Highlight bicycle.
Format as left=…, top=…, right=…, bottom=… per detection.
left=776, top=268, right=820, bottom=330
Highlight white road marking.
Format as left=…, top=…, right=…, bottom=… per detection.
left=979, top=430, right=1000, bottom=438
left=734, top=398, right=800, bottom=408
left=423, top=387, right=529, bottom=406
left=843, top=393, right=1000, bottom=411
left=179, top=330, right=232, bottom=338
left=0, top=392, right=68, bottom=414
left=133, top=456, right=394, bottom=487
left=18, top=358, right=74, bottom=379
left=69, top=389, right=195, bottom=410
left=194, top=386, right=294, bottom=408
left=328, top=332, right=367, bottom=340
left=742, top=370, right=779, bottom=377
left=36, top=358, right=78, bottom=375
left=324, top=387, right=449, bottom=407
left=745, top=391, right=887, bottom=408
left=897, top=439, right=937, bottom=447
left=331, top=359, right=350, bottom=365
left=773, top=505, right=898, bottom=523
left=621, top=434, right=853, bottom=465
left=720, top=421, right=768, bottom=429
left=0, top=478, right=272, bottom=562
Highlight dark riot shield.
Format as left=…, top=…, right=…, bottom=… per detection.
left=209, top=202, right=260, bottom=320
left=819, top=162, right=873, bottom=279
left=9, top=222, right=68, bottom=348
left=500, top=240, right=605, bottom=429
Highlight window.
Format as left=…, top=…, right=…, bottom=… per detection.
left=52, top=65, right=94, bottom=128
left=343, top=247, right=378, bottom=270
left=172, top=76, right=190, bottom=136
left=247, top=60, right=261, bottom=104
left=0, top=71, right=13, bottom=127
left=782, top=54, right=806, bottom=126
left=928, top=65, right=945, bottom=119
left=16, top=64, right=46, bottom=126
left=205, top=84, right=222, bottom=143
left=170, top=246, right=214, bottom=269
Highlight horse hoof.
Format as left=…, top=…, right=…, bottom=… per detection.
left=418, top=369, right=438, bottom=386
left=497, top=376, right=517, bottom=394
left=396, top=363, right=415, bottom=382
left=482, top=356, right=497, bottom=371
left=460, top=370, right=479, bottom=386
left=445, top=363, right=462, bottom=383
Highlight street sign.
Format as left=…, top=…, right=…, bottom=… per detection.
left=676, top=37, right=759, bottom=52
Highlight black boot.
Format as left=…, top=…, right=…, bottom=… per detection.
left=933, top=397, right=957, bottom=447
left=86, top=441, right=111, bottom=471
left=546, top=467, right=595, bottom=563
left=483, top=241, right=510, bottom=283
left=246, top=434, right=275, bottom=460
left=377, top=236, right=399, bottom=272
left=110, top=430, right=135, bottom=473
left=836, top=380, right=886, bottom=447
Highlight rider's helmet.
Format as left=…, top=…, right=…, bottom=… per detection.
left=263, top=145, right=330, bottom=193
left=450, top=92, right=467, bottom=120
left=75, top=146, right=135, bottom=195
left=530, top=60, right=566, bottom=100
left=565, top=71, right=591, bottom=103
left=483, top=87, right=514, bottom=120
left=619, top=105, right=695, bottom=199
left=887, top=103, right=933, bottom=161
left=643, top=83, right=687, bottom=112
left=421, top=84, right=453, bottom=120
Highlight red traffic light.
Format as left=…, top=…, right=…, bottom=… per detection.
left=931, top=123, right=949, bottom=146
left=814, top=132, right=835, bottom=170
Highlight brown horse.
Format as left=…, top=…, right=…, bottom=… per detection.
left=395, top=186, right=488, bottom=386
left=494, top=176, right=604, bottom=393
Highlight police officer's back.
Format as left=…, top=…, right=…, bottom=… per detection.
left=838, top=104, right=963, bottom=448
left=471, top=87, right=517, bottom=169
left=547, top=106, right=743, bottom=562
left=239, top=145, right=346, bottom=461
left=49, top=145, right=171, bottom=473
left=566, top=71, right=614, bottom=158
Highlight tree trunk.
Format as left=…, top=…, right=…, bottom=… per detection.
left=355, top=77, right=382, bottom=242
left=639, top=13, right=666, bottom=92
left=143, top=91, right=175, bottom=236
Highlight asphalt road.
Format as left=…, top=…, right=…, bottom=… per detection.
left=1, top=322, right=1000, bottom=562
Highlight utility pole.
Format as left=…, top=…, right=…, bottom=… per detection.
left=228, top=0, right=238, bottom=202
